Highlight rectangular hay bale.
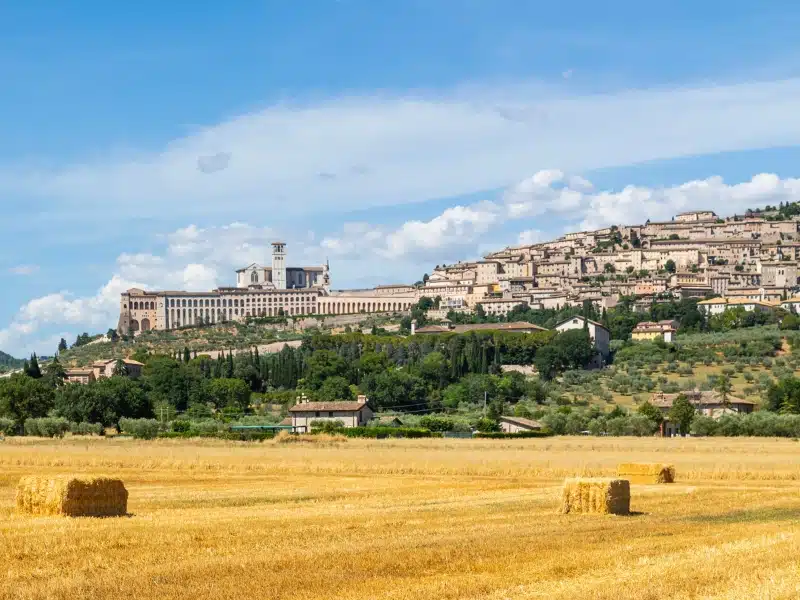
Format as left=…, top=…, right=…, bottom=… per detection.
left=16, top=475, right=128, bottom=517
left=560, top=477, right=630, bottom=515
left=616, top=462, right=675, bottom=484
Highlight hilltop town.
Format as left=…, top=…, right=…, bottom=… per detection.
left=118, top=203, right=800, bottom=336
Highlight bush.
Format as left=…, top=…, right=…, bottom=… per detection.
left=419, top=415, right=455, bottom=432
left=690, top=415, right=718, bottom=436
left=340, top=427, right=435, bottom=438
left=24, top=417, right=70, bottom=438
left=171, top=420, right=192, bottom=433
left=69, top=422, right=103, bottom=436
left=119, top=417, right=161, bottom=439
left=189, top=420, right=224, bottom=436
left=310, top=419, right=346, bottom=434
left=0, top=417, right=15, bottom=435
left=473, top=430, right=551, bottom=439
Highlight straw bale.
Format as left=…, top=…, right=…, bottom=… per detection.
left=560, top=478, right=630, bottom=515
left=16, top=475, right=128, bottom=517
left=616, top=462, right=675, bottom=484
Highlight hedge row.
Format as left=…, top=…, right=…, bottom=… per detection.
left=473, top=430, right=552, bottom=439
left=338, top=427, right=436, bottom=439
left=24, top=417, right=70, bottom=438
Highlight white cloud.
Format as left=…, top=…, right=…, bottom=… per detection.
left=8, top=265, right=39, bottom=276
left=0, top=223, right=292, bottom=355
left=577, top=173, right=800, bottom=231
left=517, top=229, right=544, bottom=245
left=5, top=78, right=800, bottom=221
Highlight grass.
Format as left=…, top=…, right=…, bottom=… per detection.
left=2, top=436, right=800, bottom=599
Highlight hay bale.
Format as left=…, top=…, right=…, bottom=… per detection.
left=560, top=478, right=630, bottom=515
left=16, top=476, right=128, bottom=517
left=616, top=462, right=675, bottom=484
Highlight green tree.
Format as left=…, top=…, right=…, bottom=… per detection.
left=207, top=378, right=252, bottom=411
left=113, top=359, right=129, bottom=377
left=317, top=376, right=354, bottom=401
left=664, top=259, right=677, bottom=273
left=0, top=374, right=55, bottom=427
left=57, top=338, right=68, bottom=353
left=304, top=350, right=348, bottom=390
left=25, top=354, right=42, bottom=379
left=44, top=356, right=67, bottom=388
left=668, top=394, right=696, bottom=434
left=714, top=374, right=733, bottom=407
left=637, top=400, right=664, bottom=428
left=54, top=378, right=151, bottom=426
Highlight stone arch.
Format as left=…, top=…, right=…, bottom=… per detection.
left=130, top=319, right=140, bottom=332
left=141, top=318, right=151, bottom=331
left=251, top=271, right=258, bottom=283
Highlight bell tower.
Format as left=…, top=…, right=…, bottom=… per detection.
left=272, top=242, right=287, bottom=290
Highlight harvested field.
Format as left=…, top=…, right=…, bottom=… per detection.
left=2, top=436, right=800, bottom=599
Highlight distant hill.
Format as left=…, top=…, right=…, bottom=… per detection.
left=0, top=350, right=24, bottom=372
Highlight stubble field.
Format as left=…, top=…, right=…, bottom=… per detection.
left=2, top=436, right=800, bottom=600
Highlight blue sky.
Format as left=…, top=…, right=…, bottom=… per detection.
left=4, top=1, right=800, bottom=356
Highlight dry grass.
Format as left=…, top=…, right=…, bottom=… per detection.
left=2, top=436, right=800, bottom=599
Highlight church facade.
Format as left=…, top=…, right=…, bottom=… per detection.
left=118, top=242, right=333, bottom=335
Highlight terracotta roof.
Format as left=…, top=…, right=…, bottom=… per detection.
left=500, top=416, right=543, bottom=429
left=278, top=417, right=292, bottom=426
left=650, top=390, right=755, bottom=408
left=289, top=401, right=368, bottom=413
left=65, top=369, right=93, bottom=375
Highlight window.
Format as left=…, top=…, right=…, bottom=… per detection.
left=315, top=411, right=320, bottom=417
left=328, top=412, right=333, bottom=417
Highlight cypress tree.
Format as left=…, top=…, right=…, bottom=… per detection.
left=26, top=354, right=42, bottom=379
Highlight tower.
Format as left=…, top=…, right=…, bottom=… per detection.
left=272, top=242, right=287, bottom=290
left=322, top=258, right=331, bottom=292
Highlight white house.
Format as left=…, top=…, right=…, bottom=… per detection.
left=554, top=315, right=611, bottom=360
left=288, top=397, right=373, bottom=432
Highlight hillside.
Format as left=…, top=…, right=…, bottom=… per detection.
left=58, top=313, right=402, bottom=367
left=0, top=350, right=23, bottom=373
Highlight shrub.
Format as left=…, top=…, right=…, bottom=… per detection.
left=690, top=415, right=718, bottom=436
left=0, top=417, right=15, bottom=435
left=189, top=420, right=224, bottom=436
left=473, top=430, right=551, bottom=439
left=119, top=417, right=160, bottom=440
left=340, top=427, right=435, bottom=438
left=69, top=422, right=103, bottom=436
left=24, top=417, right=70, bottom=438
left=419, top=415, right=455, bottom=432
left=310, top=419, right=345, bottom=434
left=171, top=420, right=192, bottom=433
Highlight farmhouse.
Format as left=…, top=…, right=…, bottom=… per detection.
left=64, top=359, right=144, bottom=385
left=650, top=390, right=756, bottom=436
left=499, top=416, right=543, bottom=433
left=288, top=397, right=374, bottom=432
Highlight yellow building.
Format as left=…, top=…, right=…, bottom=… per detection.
left=631, top=321, right=676, bottom=342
